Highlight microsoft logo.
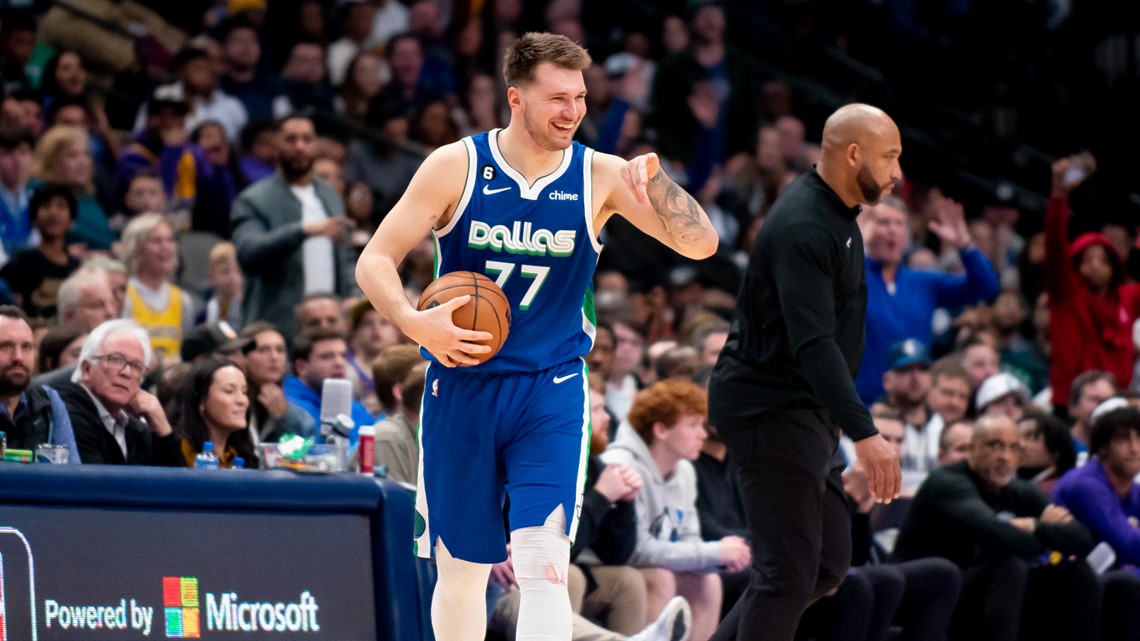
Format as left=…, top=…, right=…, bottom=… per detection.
left=163, top=577, right=200, bottom=638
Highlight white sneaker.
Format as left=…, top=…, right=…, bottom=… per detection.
left=627, top=596, right=691, bottom=641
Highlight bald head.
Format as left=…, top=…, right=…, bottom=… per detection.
left=972, top=415, right=1017, bottom=443
left=817, top=103, right=903, bottom=207
left=821, top=104, right=897, bottom=154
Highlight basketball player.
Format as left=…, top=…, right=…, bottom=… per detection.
left=707, top=104, right=902, bottom=641
left=355, top=33, right=718, bottom=641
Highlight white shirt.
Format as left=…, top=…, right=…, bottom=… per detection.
left=326, top=38, right=360, bottom=88
left=83, top=384, right=128, bottom=459
left=900, top=414, right=945, bottom=494
left=605, top=374, right=639, bottom=423
left=365, top=0, right=410, bottom=49
left=291, top=184, right=335, bottom=294
left=133, top=82, right=249, bottom=142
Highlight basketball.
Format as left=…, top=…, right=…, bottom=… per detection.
left=417, top=271, right=511, bottom=364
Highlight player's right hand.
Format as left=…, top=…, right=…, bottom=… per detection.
left=853, top=433, right=901, bottom=504
left=411, top=295, right=493, bottom=367
left=719, top=536, right=751, bottom=573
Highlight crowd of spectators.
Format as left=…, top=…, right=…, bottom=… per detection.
left=2, top=1, right=1140, bottom=641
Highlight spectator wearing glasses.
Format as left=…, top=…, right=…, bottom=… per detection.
left=55, top=319, right=183, bottom=466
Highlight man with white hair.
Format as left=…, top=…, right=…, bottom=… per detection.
left=57, top=266, right=117, bottom=332
left=54, top=319, right=182, bottom=466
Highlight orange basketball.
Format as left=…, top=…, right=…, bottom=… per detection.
left=416, top=271, right=511, bottom=365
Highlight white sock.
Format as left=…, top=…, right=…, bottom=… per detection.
left=511, top=507, right=573, bottom=641
left=432, top=538, right=492, bottom=641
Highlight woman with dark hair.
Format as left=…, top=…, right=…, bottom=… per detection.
left=39, top=51, right=88, bottom=107
left=36, top=324, right=86, bottom=374
left=1018, top=411, right=1078, bottom=494
left=0, top=182, right=80, bottom=320
left=176, top=359, right=257, bottom=468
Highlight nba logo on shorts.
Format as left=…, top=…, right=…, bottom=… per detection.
left=432, top=380, right=439, bottom=397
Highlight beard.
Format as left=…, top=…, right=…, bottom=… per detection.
left=0, top=367, right=29, bottom=397
left=281, top=155, right=314, bottom=181
left=856, top=163, right=892, bottom=205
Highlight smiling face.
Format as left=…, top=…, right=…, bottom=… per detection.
left=140, top=222, right=178, bottom=278
left=511, top=62, right=586, bottom=152
left=202, top=365, right=250, bottom=434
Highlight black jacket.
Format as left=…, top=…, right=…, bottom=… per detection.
left=710, top=170, right=876, bottom=440
left=893, top=461, right=1094, bottom=566
left=572, top=456, right=637, bottom=565
left=54, top=381, right=183, bottom=466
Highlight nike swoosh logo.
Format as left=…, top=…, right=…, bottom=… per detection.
left=483, top=185, right=511, bottom=195
left=846, top=237, right=853, bottom=248
left=553, top=373, right=579, bottom=384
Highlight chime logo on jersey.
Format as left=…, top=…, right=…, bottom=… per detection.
left=468, top=220, right=576, bottom=257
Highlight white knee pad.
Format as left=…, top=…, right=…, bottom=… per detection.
left=511, top=508, right=573, bottom=641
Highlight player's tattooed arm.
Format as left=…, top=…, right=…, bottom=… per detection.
left=644, top=170, right=713, bottom=247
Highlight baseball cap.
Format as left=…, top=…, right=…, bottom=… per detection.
left=1091, top=397, right=1130, bottom=426
left=885, top=339, right=930, bottom=371
left=147, top=84, right=189, bottom=115
left=181, top=322, right=252, bottom=362
left=976, top=373, right=1029, bottom=411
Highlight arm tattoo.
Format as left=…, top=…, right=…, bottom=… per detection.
left=645, top=171, right=710, bottom=245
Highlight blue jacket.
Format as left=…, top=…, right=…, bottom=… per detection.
left=0, top=386, right=81, bottom=464
left=856, top=248, right=1000, bottom=404
left=282, top=376, right=371, bottom=445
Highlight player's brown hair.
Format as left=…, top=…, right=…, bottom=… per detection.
left=627, top=379, right=708, bottom=446
left=502, top=32, right=592, bottom=87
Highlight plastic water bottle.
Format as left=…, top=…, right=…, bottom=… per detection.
left=232, top=456, right=246, bottom=470
left=358, top=423, right=375, bottom=475
left=195, top=442, right=220, bottom=469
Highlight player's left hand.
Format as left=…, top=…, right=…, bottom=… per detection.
left=620, top=153, right=661, bottom=206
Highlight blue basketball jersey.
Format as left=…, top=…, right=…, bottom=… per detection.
left=431, top=129, right=602, bottom=373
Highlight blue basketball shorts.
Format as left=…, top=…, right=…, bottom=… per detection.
left=412, top=358, right=592, bottom=564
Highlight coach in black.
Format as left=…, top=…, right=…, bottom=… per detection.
left=708, top=104, right=903, bottom=641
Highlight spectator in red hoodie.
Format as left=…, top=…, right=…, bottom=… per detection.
left=1046, top=154, right=1140, bottom=415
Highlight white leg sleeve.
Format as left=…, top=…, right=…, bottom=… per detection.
left=432, top=538, right=493, bottom=641
left=511, top=507, right=573, bottom=641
